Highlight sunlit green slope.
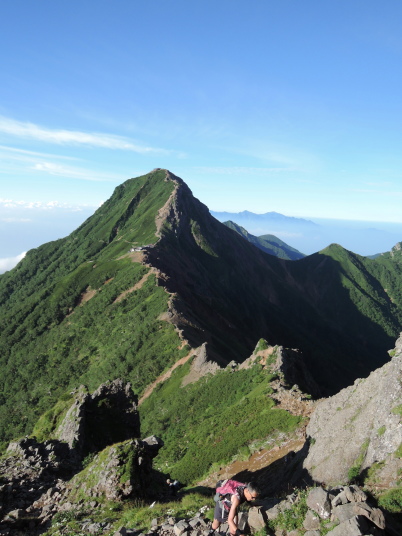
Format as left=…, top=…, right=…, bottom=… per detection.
left=0, top=170, right=401, bottom=451
left=0, top=170, right=187, bottom=446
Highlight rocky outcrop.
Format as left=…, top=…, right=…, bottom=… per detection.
left=0, top=381, right=163, bottom=536
left=181, top=343, right=222, bottom=386
left=303, top=333, right=402, bottom=487
left=246, top=485, right=396, bottom=536
left=267, top=345, right=321, bottom=399
left=69, top=437, right=165, bottom=501
left=240, top=342, right=321, bottom=399
left=56, top=379, right=140, bottom=457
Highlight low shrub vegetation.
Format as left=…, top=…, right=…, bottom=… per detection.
left=140, top=360, right=302, bottom=484
left=118, top=491, right=215, bottom=532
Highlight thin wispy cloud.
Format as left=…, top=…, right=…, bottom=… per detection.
left=0, top=144, right=125, bottom=183
left=192, top=166, right=296, bottom=175
left=365, top=181, right=394, bottom=187
left=0, top=216, right=32, bottom=222
left=352, top=188, right=402, bottom=196
left=0, top=144, right=77, bottom=160
left=0, top=116, right=171, bottom=154
left=32, top=161, right=119, bottom=182
left=0, top=198, right=95, bottom=211
left=224, top=139, right=322, bottom=174
left=0, top=252, right=26, bottom=274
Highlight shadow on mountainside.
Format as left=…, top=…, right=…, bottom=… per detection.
left=231, top=440, right=314, bottom=497
left=148, top=197, right=400, bottom=395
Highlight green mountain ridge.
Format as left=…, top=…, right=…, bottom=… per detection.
left=222, top=220, right=305, bottom=260
left=0, top=169, right=402, bottom=450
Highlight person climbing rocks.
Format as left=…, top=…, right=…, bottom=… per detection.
left=167, top=478, right=182, bottom=496
left=210, top=479, right=261, bottom=536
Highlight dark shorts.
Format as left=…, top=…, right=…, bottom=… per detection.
left=214, top=501, right=229, bottom=523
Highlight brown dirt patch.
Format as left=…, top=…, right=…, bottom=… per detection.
left=114, top=268, right=156, bottom=303
left=78, top=288, right=97, bottom=305
left=117, top=251, right=146, bottom=263
left=197, top=435, right=305, bottom=488
left=138, top=348, right=196, bottom=405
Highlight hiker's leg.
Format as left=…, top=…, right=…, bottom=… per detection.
left=212, top=500, right=226, bottom=532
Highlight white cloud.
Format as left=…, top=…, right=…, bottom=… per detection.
left=0, top=198, right=95, bottom=211
left=32, top=161, right=118, bottom=182
left=366, top=181, right=394, bottom=187
left=0, top=217, right=32, bottom=222
left=0, top=116, right=171, bottom=154
left=192, top=166, right=296, bottom=175
left=0, top=252, right=26, bottom=274
left=0, top=144, right=77, bottom=160
left=0, top=144, right=126, bottom=183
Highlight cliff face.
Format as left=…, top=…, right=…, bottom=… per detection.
left=0, top=380, right=164, bottom=535
left=303, top=333, right=402, bottom=487
left=145, top=173, right=402, bottom=395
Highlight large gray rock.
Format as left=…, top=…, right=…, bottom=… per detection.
left=72, top=438, right=164, bottom=501
left=306, top=487, right=331, bottom=519
left=247, top=506, right=267, bottom=531
left=332, top=503, right=357, bottom=523
left=303, top=333, right=402, bottom=486
left=56, top=379, right=140, bottom=457
left=326, top=515, right=369, bottom=536
left=303, top=509, right=320, bottom=530
left=352, top=502, right=385, bottom=530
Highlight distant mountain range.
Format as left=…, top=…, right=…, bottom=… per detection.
left=211, top=210, right=402, bottom=256
left=1, top=169, right=402, bottom=453
left=223, top=220, right=305, bottom=260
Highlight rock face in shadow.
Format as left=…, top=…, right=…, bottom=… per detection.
left=56, top=379, right=141, bottom=458
left=68, top=436, right=165, bottom=502
left=303, top=333, right=402, bottom=487
left=0, top=380, right=163, bottom=536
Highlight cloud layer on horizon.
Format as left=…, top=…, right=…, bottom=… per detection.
left=0, top=252, right=26, bottom=274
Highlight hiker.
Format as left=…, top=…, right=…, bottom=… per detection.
left=211, top=479, right=260, bottom=536
left=167, top=478, right=181, bottom=495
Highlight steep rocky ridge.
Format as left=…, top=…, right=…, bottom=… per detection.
left=54, top=379, right=140, bottom=457
left=303, top=333, right=402, bottom=488
left=143, top=171, right=402, bottom=393
left=1, top=168, right=402, bottom=449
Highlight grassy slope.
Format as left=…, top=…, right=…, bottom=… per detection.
left=1, top=170, right=402, bottom=448
left=139, top=354, right=302, bottom=484
left=0, top=170, right=188, bottom=446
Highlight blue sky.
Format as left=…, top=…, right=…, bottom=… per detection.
left=1, top=1, right=402, bottom=270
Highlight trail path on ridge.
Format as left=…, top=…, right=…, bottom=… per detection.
left=114, top=267, right=157, bottom=303
left=138, top=348, right=195, bottom=405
